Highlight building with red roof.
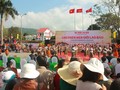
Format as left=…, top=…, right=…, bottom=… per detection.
left=37, top=28, right=53, bottom=41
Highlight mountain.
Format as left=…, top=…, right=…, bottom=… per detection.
left=22, top=28, right=37, bottom=35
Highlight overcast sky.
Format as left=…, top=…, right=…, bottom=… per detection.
left=5, top=0, right=100, bottom=31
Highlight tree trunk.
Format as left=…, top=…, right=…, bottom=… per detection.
left=0, top=14, right=4, bottom=45
left=118, top=0, right=120, bottom=30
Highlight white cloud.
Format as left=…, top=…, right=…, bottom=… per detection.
left=4, top=6, right=96, bottom=31
left=69, top=0, right=99, bottom=5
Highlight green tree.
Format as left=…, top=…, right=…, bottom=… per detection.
left=93, top=0, right=119, bottom=15
left=87, top=24, right=101, bottom=30
left=23, top=33, right=29, bottom=36
left=3, top=28, right=8, bottom=37
left=93, top=0, right=120, bottom=30
left=95, top=13, right=120, bottom=31
left=0, top=0, right=18, bottom=45
left=8, top=27, right=21, bottom=39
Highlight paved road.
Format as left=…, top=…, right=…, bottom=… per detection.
left=2, top=52, right=30, bottom=59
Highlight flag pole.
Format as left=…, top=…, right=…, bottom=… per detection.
left=90, top=8, right=93, bottom=30
left=90, top=14, right=93, bottom=30
left=82, top=13, right=84, bottom=30
left=74, top=9, right=76, bottom=30
left=90, top=15, right=92, bottom=30
left=86, top=7, right=93, bottom=30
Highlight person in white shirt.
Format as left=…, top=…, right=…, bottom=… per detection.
left=2, top=49, right=10, bottom=68
left=101, top=57, right=111, bottom=78
left=97, top=45, right=102, bottom=58
left=101, top=57, right=110, bottom=69
left=110, top=58, right=117, bottom=67
left=115, top=58, right=120, bottom=76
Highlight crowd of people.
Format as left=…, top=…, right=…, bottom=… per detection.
left=0, top=42, right=120, bottom=90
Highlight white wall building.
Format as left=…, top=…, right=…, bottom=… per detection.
left=37, top=28, right=53, bottom=41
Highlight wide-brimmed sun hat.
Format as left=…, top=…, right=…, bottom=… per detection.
left=20, top=63, right=40, bottom=79
left=58, top=61, right=82, bottom=86
left=2, top=71, right=15, bottom=83
left=84, top=58, right=108, bottom=81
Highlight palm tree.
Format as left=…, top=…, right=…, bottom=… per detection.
left=0, top=0, right=18, bottom=45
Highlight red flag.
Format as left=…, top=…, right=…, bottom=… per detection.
left=76, top=8, right=83, bottom=13
left=86, top=8, right=92, bottom=13
left=69, top=9, right=75, bottom=14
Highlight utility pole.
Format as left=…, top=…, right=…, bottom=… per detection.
left=19, top=13, right=26, bottom=43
